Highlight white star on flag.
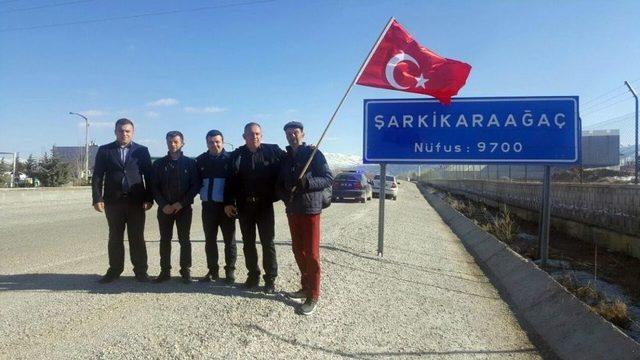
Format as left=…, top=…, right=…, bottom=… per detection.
left=414, top=73, right=428, bottom=88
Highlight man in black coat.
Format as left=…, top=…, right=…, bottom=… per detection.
left=92, top=118, right=154, bottom=283
left=224, top=122, right=286, bottom=293
left=196, top=130, right=237, bottom=284
left=277, top=121, right=333, bottom=315
left=151, top=131, right=200, bottom=284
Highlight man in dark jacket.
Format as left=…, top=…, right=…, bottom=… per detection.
left=92, top=118, right=154, bottom=283
left=277, top=121, right=333, bottom=315
left=152, top=131, right=200, bottom=283
left=195, top=129, right=237, bottom=284
left=224, top=122, right=286, bottom=293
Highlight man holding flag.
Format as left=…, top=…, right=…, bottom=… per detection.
left=277, top=121, right=333, bottom=316
left=281, top=18, right=471, bottom=262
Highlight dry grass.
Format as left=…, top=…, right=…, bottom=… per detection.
left=594, top=300, right=632, bottom=329
left=557, top=273, right=632, bottom=329
left=481, top=205, right=518, bottom=244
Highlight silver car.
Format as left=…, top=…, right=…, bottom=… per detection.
left=372, top=174, right=398, bottom=200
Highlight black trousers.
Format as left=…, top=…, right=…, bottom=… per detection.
left=202, top=202, right=237, bottom=273
left=238, top=202, right=277, bottom=282
left=104, top=200, right=148, bottom=275
left=157, top=206, right=192, bottom=271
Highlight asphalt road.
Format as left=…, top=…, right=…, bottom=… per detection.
left=0, top=183, right=542, bottom=359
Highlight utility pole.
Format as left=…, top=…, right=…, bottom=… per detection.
left=624, top=81, right=638, bottom=184
left=69, top=112, right=89, bottom=183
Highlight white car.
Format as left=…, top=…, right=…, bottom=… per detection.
left=372, top=174, right=398, bottom=200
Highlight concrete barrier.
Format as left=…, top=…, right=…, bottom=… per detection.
left=419, top=184, right=640, bottom=360
left=0, top=187, right=91, bottom=205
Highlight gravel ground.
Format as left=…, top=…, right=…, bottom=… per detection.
left=0, top=183, right=541, bottom=359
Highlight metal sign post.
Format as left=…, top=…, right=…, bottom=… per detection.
left=538, top=166, right=552, bottom=266
left=377, top=163, right=387, bottom=257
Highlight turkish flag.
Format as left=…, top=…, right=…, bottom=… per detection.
left=356, top=19, right=471, bottom=105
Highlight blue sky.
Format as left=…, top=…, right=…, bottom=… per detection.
left=1, top=0, right=639, bottom=159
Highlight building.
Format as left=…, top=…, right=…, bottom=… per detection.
left=52, top=142, right=99, bottom=178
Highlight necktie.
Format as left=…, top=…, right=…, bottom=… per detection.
left=121, top=147, right=130, bottom=193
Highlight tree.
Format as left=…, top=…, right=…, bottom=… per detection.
left=25, top=154, right=38, bottom=178
left=36, top=152, right=71, bottom=187
left=0, top=158, right=9, bottom=187
left=14, top=153, right=26, bottom=174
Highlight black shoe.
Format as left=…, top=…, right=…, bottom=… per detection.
left=154, top=270, right=171, bottom=283
left=98, top=271, right=120, bottom=284
left=225, top=270, right=235, bottom=285
left=135, top=272, right=150, bottom=283
left=297, top=298, right=318, bottom=316
left=180, top=269, right=191, bottom=284
left=243, top=276, right=260, bottom=289
left=198, top=270, right=219, bottom=283
left=263, top=281, right=275, bottom=294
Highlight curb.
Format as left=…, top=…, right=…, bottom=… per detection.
left=420, top=185, right=640, bottom=360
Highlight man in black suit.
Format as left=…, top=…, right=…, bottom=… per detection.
left=92, top=118, right=154, bottom=283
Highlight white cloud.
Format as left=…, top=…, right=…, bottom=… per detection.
left=147, top=98, right=179, bottom=107
left=81, top=109, right=107, bottom=117
left=145, top=111, right=159, bottom=119
left=78, top=121, right=112, bottom=128
left=184, top=106, right=226, bottom=114
left=285, top=109, right=298, bottom=115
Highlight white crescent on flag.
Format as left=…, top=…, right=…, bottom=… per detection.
left=385, top=52, right=419, bottom=90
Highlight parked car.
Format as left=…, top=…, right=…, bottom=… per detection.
left=372, top=174, right=398, bottom=200
left=332, top=171, right=372, bottom=203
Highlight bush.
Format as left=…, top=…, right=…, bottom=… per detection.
left=557, top=274, right=632, bottom=330
left=481, top=205, right=518, bottom=243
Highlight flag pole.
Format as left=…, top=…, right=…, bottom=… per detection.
left=293, top=17, right=395, bottom=183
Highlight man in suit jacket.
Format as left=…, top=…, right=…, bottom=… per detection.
left=92, top=118, right=154, bottom=283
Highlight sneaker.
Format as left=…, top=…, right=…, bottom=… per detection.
left=98, top=271, right=120, bottom=284
left=154, top=270, right=171, bottom=283
left=198, top=271, right=219, bottom=283
left=263, top=280, right=276, bottom=294
left=135, top=272, right=151, bottom=283
left=225, top=270, right=235, bottom=285
left=243, top=276, right=260, bottom=289
left=297, top=298, right=318, bottom=316
left=179, top=269, right=191, bottom=284
left=284, top=289, right=306, bottom=300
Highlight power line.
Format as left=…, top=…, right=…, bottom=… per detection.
left=0, top=0, right=276, bottom=32
left=583, top=112, right=634, bottom=129
left=0, top=0, right=98, bottom=14
left=581, top=88, right=628, bottom=110
left=580, top=77, right=640, bottom=107
left=581, top=96, right=632, bottom=117
left=581, top=85, right=627, bottom=107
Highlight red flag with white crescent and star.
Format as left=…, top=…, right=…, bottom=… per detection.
left=356, top=19, right=472, bottom=105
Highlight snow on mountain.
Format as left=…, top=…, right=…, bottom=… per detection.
left=323, top=152, right=432, bottom=176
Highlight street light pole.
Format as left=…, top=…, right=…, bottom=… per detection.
left=624, top=81, right=638, bottom=184
left=69, top=112, right=89, bottom=183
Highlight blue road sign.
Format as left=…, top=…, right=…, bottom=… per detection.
left=363, top=97, right=580, bottom=164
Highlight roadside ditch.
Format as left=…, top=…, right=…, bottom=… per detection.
left=422, top=184, right=640, bottom=343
